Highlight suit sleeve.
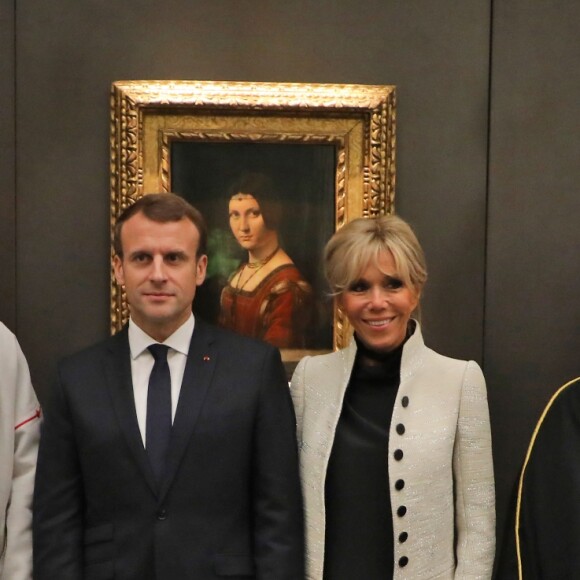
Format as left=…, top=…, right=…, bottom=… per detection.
left=1, top=333, right=40, bottom=580
left=33, top=365, right=84, bottom=579
left=252, top=346, right=305, bottom=579
left=496, top=378, right=580, bottom=579
left=262, top=279, right=313, bottom=349
left=452, top=361, right=496, bottom=579
left=289, top=355, right=309, bottom=444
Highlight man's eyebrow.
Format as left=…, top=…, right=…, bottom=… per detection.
left=128, top=250, right=150, bottom=259
left=165, top=250, right=188, bottom=257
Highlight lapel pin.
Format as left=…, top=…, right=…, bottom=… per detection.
left=203, top=355, right=211, bottom=361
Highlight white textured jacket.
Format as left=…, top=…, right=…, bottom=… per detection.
left=290, top=322, right=495, bottom=580
left=0, top=323, right=40, bottom=580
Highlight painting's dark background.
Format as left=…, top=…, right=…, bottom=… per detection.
left=2, top=0, right=579, bottom=564
left=172, top=140, right=335, bottom=347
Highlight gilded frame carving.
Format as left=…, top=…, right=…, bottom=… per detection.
left=110, top=80, right=396, bottom=353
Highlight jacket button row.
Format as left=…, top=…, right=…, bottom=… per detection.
left=396, top=402, right=409, bottom=569
left=157, top=509, right=167, bottom=520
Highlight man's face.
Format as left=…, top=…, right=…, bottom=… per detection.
left=113, top=212, right=207, bottom=342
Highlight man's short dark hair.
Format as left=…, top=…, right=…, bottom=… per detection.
left=113, top=193, right=208, bottom=258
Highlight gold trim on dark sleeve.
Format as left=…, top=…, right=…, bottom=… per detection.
left=515, top=376, right=580, bottom=579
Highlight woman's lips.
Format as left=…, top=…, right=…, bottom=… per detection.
left=364, top=317, right=394, bottom=327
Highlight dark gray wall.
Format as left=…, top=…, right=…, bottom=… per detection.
left=2, top=0, right=579, bottom=564
left=14, top=0, right=491, bottom=386
left=486, top=0, right=580, bottom=552
left=0, top=0, right=16, bottom=329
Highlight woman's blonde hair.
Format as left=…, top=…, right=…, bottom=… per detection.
left=324, top=215, right=428, bottom=298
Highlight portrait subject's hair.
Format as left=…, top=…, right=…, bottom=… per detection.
left=113, top=193, right=208, bottom=258
left=228, top=172, right=282, bottom=230
left=324, top=214, right=428, bottom=298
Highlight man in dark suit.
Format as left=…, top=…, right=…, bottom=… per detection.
left=33, top=193, right=304, bottom=579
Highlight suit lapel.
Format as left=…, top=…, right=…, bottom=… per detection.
left=159, top=319, right=217, bottom=501
left=104, top=328, right=158, bottom=496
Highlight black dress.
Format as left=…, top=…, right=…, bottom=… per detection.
left=323, top=337, right=403, bottom=580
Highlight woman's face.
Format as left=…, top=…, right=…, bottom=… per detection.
left=228, top=194, right=271, bottom=251
left=339, top=250, right=419, bottom=353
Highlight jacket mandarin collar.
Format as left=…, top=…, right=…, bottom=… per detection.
left=343, top=320, right=424, bottom=383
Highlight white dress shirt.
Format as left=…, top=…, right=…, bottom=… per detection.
left=128, top=314, right=195, bottom=446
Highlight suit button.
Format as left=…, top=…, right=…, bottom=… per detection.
left=399, top=532, right=408, bottom=543
left=401, top=396, right=409, bottom=408
left=397, top=506, right=407, bottom=517
left=396, top=423, right=405, bottom=435
left=394, top=449, right=404, bottom=461
left=399, top=556, right=409, bottom=567
left=395, top=479, right=405, bottom=491
left=157, top=509, right=167, bottom=520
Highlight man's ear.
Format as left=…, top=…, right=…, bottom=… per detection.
left=113, top=255, right=125, bottom=286
left=196, top=254, right=208, bottom=286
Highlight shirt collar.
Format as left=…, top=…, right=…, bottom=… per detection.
left=128, top=313, right=195, bottom=359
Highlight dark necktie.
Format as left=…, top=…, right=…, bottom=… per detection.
left=146, top=344, right=172, bottom=484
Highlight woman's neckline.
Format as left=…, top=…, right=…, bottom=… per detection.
left=353, top=321, right=415, bottom=367
left=228, top=263, right=297, bottom=296
left=354, top=335, right=404, bottom=367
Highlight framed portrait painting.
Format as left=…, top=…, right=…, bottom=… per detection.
left=110, top=80, right=396, bottom=369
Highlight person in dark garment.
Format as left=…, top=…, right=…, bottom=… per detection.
left=290, top=215, right=495, bottom=579
left=496, top=376, right=580, bottom=579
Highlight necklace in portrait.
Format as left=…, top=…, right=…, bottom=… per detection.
left=230, top=245, right=280, bottom=324
left=235, top=245, right=280, bottom=293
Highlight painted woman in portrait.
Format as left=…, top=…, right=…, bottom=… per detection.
left=218, top=173, right=314, bottom=349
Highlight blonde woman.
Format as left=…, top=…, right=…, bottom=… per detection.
left=291, top=215, right=495, bottom=579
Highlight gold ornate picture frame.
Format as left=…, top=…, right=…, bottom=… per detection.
left=110, top=80, right=396, bottom=360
